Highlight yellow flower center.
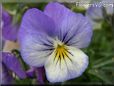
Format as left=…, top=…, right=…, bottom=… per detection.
left=53, top=40, right=72, bottom=64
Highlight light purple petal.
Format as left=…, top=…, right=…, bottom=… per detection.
left=2, top=52, right=26, bottom=79
left=35, top=67, right=45, bottom=84
left=1, top=63, right=13, bottom=84
left=2, top=25, right=19, bottom=41
left=2, top=9, right=18, bottom=41
left=44, top=2, right=93, bottom=48
left=102, top=0, right=114, bottom=15
left=86, top=6, right=103, bottom=21
left=18, top=8, right=55, bottom=67
left=2, top=9, right=12, bottom=27
left=86, top=2, right=104, bottom=29
left=18, top=29, right=54, bottom=67
left=26, top=67, right=35, bottom=78
left=19, top=8, right=56, bottom=37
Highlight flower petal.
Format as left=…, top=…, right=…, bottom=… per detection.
left=2, top=9, right=12, bottom=27
left=36, top=67, right=46, bottom=84
left=1, top=63, right=13, bottom=84
left=105, top=6, right=114, bottom=15
left=26, top=67, right=35, bottom=78
left=2, top=25, right=18, bottom=41
left=18, top=8, right=57, bottom=67
left=18, top=28, right=54, bottom=67
left=86, top=6, right=103, bottom=21
left=102, top=0, right=114, bottom=15
left=86, top=5, right=104, bottom=29
left=44, top=2, right=92, bottom=48
left=19, top=8, right=56, bottom=37
left=2, top=52, right=26, bottom=79
left=2, top=9, right=18, bottom=41
left=45, top=46, right=88, bottom=83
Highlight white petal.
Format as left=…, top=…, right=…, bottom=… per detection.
left=44, top=46, right=88, bottom=83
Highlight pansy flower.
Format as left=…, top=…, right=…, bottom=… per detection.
left=1, top=9, right=26, bottom=84
left=1, top=52, right=26, bottom=84
left=18, top=2, right=92, bottom=83
left=2, top=9, right=18, bottom=41
left=26, top=67, right=46, bottom=84
left=86, top=0, right=114, bottom=29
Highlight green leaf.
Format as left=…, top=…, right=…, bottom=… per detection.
left=14, top=78, right=33, bottom=85
left=101, top=67, right=114, bottom=71
left=88, top=69, right=112, bottom=84
left=93, top=58, right=114, bottom=68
